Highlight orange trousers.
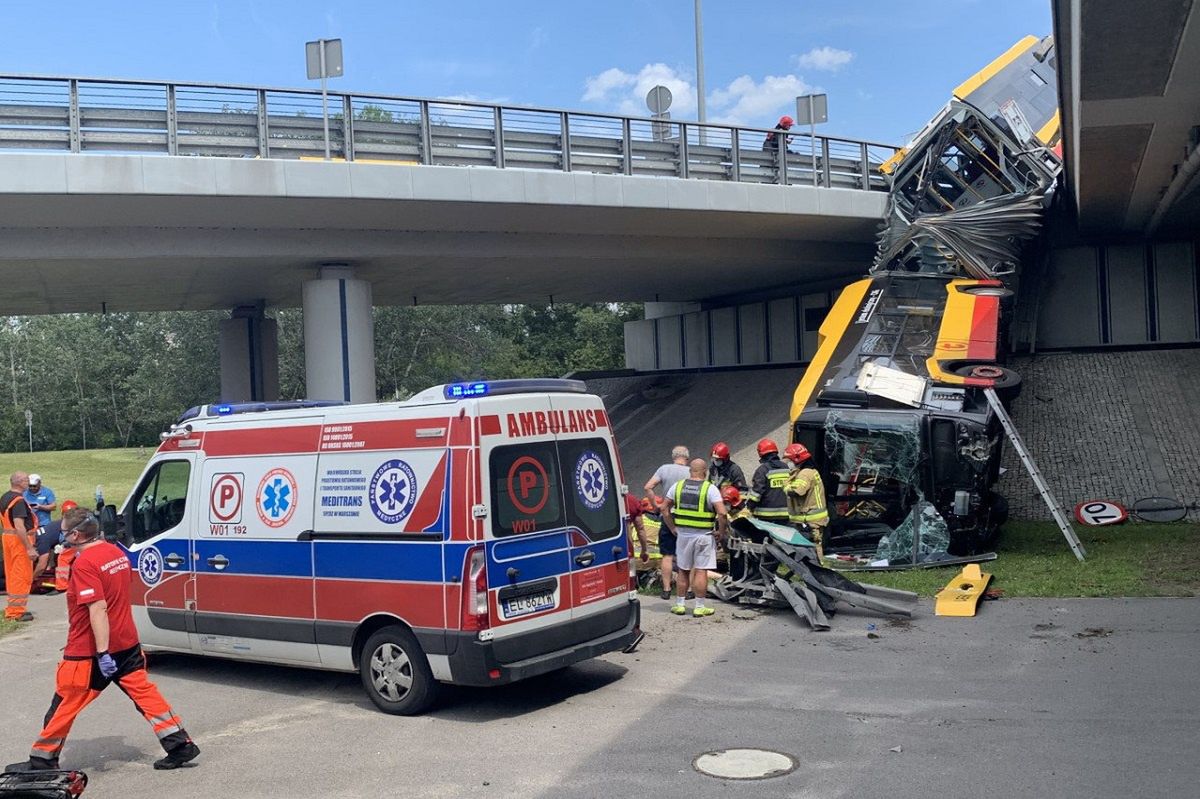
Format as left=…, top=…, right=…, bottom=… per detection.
left=3, top=531, right=32, bottom=620
left=54, top=547, right=76, bottom=591
left=30, top=648, right=190, bottom=765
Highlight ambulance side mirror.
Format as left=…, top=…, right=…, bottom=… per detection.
left=100, top=504, right=120, bottom=541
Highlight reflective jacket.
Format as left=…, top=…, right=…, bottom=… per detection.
left=785, top=466, right=828, bottom=526
left=746, top=456, right=790, bottom=519
left=671, top=479, right=718, bottom=531
left=707, top=460, right=748, bottom=492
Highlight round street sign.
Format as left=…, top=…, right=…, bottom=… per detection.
left=646, top=85, right=673, bottom=115
left=1073, top=500, right=1128, bottom=526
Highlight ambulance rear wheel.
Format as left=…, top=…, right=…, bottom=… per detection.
left=360, top=626, right=439, bottom=715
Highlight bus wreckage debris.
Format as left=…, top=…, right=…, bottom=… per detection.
left=711, top=518, right=918, bottom=630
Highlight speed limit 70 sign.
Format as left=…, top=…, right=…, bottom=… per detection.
left=1073, top=500, right=1128, bottom=526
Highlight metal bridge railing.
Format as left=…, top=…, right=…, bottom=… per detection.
left=0, top=75, right=899, bottom=191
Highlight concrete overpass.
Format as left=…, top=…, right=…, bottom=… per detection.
left=0, top=74, right=895, bottom=402
left=1054, top=0, right=1200, bottom=236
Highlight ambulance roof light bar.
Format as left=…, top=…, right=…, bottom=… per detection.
left=406, top=378, right=588, bottom=404
left=174, top=399, right=348, bottom=425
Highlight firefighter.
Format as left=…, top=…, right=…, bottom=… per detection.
left=720, top=485, right=750, bottom=520
left=707, top=442, right=748, bottom=493
left=783, top=443, right=829, bottom=560
left=2, top=471, right=37, bottom=622
left=745, top=439, right=790, bottom=524
left=5, top=507, right=200, bottom=773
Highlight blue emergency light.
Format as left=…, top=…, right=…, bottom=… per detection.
left=444, top=382, right=491, bottom=399
left=213, top=403, right=234, bottom=415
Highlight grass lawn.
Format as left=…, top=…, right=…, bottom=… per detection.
left=0, top=447, right=153, bottom=511
left=635, top=516, right=1200, bottom=599
left=847, top=520, right=1200, bottom=597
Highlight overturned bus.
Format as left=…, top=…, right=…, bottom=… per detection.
left=788, top=36, right=1061, bottom=562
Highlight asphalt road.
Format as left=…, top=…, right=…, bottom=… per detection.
left=1, top=593, right=1196, bottom=799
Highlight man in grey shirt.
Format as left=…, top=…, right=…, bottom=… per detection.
left=644, top=446, right=691, bottom=600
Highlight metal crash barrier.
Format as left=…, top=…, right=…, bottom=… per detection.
left=0, top=75, right=897, bottom=190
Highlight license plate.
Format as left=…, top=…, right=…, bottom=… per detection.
left=503, top=592, right=555, bottom=619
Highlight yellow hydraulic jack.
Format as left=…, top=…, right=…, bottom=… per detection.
left=934, top=563, right=992, bottom=617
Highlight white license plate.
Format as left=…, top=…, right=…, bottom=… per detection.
left=503, top=592, right=555, bottom=619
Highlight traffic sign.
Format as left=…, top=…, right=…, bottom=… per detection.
left=1073, top=500, right=1128, bottom=526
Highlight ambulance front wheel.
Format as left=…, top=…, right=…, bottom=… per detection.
left=360, top=626, right=439, bottom=715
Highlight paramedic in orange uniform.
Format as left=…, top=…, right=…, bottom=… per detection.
left=2, top=471, right=37, bottom=622
left=5, top=508, right=200, bottom=773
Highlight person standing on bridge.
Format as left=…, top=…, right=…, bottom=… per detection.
left=707, top=442, right=748, bottom=493
left=762, top=115, right=794, bottom=153
left=5, top=507, right=200, bottom=774
left=745, top=439, right=791, bottom=524
left=2, top=472, right=37, bottom=622
left=644, top=446, right=691, bottom=600
left=661, top=459, right=728, bottom=618
left=784, top=443, right=829, bottom=560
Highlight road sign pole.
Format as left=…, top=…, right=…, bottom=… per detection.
left=319, top=40, right=331, bottom=161
left=810, top=95, right=817, bottom=187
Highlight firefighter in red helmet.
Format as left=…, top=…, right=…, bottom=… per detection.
left=762, top=114, right=795, bottom=153
left=707, top=442, right=748, bottom=493
left=745, top=439, right=790, bottom=523
left=783, top=443, right=829, bottom=559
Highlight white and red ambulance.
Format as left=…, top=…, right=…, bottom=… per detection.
left=101, top=378, right=641, bottom=714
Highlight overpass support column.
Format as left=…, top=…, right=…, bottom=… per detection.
left=303, top=265, right=376, bottom=403
left=219, top=302, right=280, bottom=402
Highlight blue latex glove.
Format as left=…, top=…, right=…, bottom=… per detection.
left=97, top=653, right=118, bottom=679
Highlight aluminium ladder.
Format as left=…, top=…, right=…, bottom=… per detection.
left=984, top=388, right=1087, bottom=561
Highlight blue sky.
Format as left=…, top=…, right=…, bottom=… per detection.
left=3, top=0, right=1051, bottom=143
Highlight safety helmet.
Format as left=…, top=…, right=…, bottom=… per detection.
left=756, top=438, right=779, bottom=457
left=711, top=442, right=730, bottom=459
left=779, top=115, right=795, bottom=128
left=61, top=499, right=79, bottom=514
left=784, top=443, right=811, bottom=464
left=720, top=486, right=741, bottom=506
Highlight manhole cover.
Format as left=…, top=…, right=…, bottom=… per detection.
left=692, top=748, right=797, bottom=780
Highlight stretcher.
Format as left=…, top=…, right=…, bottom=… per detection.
left=710, top=516, right=918, bottom=630
left=0, top=769, right=88, bottom=798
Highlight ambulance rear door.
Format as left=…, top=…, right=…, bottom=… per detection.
left=480, top=395, right=576, bottom=641
left=547, top=392, right=630, bottom=629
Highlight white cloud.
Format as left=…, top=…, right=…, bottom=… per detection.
left=582, top=64, right=816, bottom=126
left=582, top=64, right=697, bottom=117
left=795, top=46, right=854, bottom=72
left=707, top=74, right=814, bottom=126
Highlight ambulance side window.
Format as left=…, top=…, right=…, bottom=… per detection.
left=558, top=437, right=620, bottom=542
left=490, top=442, right=564, bottom=537
left=127, top=460, right=191, bottom=544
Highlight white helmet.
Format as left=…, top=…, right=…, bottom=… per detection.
left=28, top=473, right=42, bottom=486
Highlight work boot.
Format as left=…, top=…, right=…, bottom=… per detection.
left=153, top=741, right=200, bottom=770
left=16, top=612, right=34, bottom=622
left=5, top=756, right=59, bottom=772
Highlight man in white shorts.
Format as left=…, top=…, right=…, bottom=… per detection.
left=661, top=459, right=729, bottom=617
left=643, top=445, right=691, bottom=600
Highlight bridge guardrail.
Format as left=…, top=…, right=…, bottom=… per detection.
left=0, top=75, right=899, bottom=191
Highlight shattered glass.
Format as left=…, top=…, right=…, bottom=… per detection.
left=822, top=410, right=952, bottom=563
left=874, top=500, right=951, bottom=563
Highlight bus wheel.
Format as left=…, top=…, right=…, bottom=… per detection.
left=953, top=364, right=1022, bottom=390
left=360, top=626, right=440, bottom=715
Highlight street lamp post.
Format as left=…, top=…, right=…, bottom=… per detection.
left=694, top=0, right=707, bottom=145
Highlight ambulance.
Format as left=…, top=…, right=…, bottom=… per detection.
left=100, top=378, right=641, bottom=714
